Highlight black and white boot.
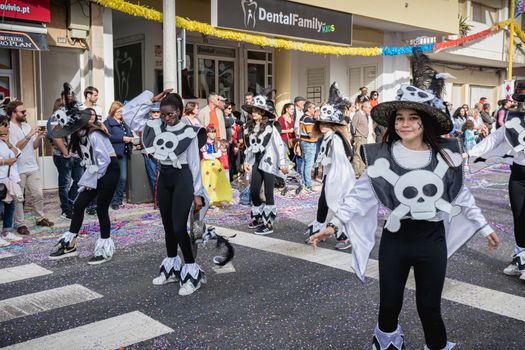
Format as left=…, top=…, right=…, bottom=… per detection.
left=152, top=256, right=182, bottom=285
left=372, top=324, right=405, bottom=350
left=49, top=231, right=78, bottom=260
left=179, top=263, right=207, bottom=296
left=87, top=238, right=115, bottom=265
left=503, top=249, right=525, bottom=277
left=248, top=205, right=263, bottom=229
left=255, top=205, right=276, bottom=235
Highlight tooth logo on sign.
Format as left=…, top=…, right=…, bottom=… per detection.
left=241, top=0, right=258, bottom=29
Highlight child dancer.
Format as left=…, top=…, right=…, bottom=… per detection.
left=200, top=125, right=232, bottom=206
left=305, top=82, right=355, bottom=250
left=242, top=88, right=288, bottom=235
left=310, top=50, right=499, bottom=350
left=143, top=93, right=209, bottom=296
left=467, top=80, right=525, bottom=281
left=49, top=108, right=120, bottom=265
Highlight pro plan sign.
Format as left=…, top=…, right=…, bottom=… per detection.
left=0, top=0, right=51, bottom=23
left=0, top=30, right=48, bottom=51
left=211, top=0, right=352, bottom=46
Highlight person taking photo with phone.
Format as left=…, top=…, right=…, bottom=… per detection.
left=7, top=100, right=54, bottom=236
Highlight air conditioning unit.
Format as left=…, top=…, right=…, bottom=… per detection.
left=68, top=0, right=90, bottom=40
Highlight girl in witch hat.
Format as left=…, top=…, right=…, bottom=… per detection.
left=305, top=82, right=356, bottom=250
left=142, top=93, right=209, bottom=296
left=49, top=107, right=120, bottom=265
left=309, top=49, right=499, bottom=350
left=242, top=88, right=289, bottom=235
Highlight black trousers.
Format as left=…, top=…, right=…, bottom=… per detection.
left=378, top=220, right=447, bottom=350
left=509, top=163, right=525, bottom=248
left=316, top=183, right=329, bottom=223
left=70, top=158, right=120, bottom=239
left=250, top=161, right=275, bottom=206
left=157, top=165, right=195, bottom=263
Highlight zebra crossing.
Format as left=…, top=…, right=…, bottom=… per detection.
left=0, top=252, right=173, bottom=349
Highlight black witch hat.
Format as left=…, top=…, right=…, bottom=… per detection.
left=241, top=87, right=276, bottom=119
left=317, top=82, right=349, bottom=126
left=371, top=48, right=453, bottom=135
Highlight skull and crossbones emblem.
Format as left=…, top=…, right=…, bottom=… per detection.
left=145, top=119, right=198, bottom=168
left=79, top=139, right=99, bottom=174
left=320, top=105, right=340, bottom=122
left=247, top=125, right=272, bottom=154
left=367, top=149, right=463, bottom=232
left=54, top=109, right=69, bottom=127
left=253, top=95, right=267, bottom=108
left=505, top=118, right=525, bottom=153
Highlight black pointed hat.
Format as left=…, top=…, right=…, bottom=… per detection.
left=317, top=82, right=349, bottom=126
left=241, top=87, right=276, bottom=119
left=371, top=48, right=453, bottom=135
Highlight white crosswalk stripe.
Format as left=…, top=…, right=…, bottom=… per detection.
left=0, top=264, right=52, bottom=284
left=0, top=251, right=13, bottom=260
left=220, top=226, right=525, bottom=323
left=1, top=311, right=173, bottom=350
left=0, top=284, right=102, bottom=323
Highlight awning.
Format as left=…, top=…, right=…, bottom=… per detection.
left=0, top=24, right=48, bottom=51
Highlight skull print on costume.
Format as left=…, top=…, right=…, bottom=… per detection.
left=504, top=115, right=525, bottom=154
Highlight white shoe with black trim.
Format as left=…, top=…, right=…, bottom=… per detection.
left=178, top=263, right=206, bottom=296
left=2, top=231, right=22, bottom=242
left=503, top=251, right=525, bottom=276
left=152, top=256, right=181, bottom=285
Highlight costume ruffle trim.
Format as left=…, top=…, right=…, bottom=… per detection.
left=57, top=231, right=78, bottom=247
left=262, top=205, right=276, bottom=225
left=180, top=263, right=205, bottom=287
left=424, top=342, right=455, bottom=350
left=160, top=256, right=182, bottom=279
left=373, top=324, right=404, bottom=350
left=93, top=238, right=115, bottom=259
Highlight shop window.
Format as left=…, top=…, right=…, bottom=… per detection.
left=0, top=49, right=12, bottom=70
left=471, top=2, right=498, bottom=25
left=195, top=45, right=236, bottom=102
left=246, top=50, right=273, bottom=95
left=183, top=44, right=195, bottom=99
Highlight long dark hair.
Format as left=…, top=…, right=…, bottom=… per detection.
left=382, top=111, right=455, bottom=167
left=245, top=111, right=271, bottom=137
left=69, top=109, right=109, bottom=155
left=452, top=107, right=466, bottom=119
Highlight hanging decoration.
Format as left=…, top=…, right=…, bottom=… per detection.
left=94, top=0, right=523, bottom=57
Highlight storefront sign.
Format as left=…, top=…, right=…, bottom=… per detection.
left=0, top=30, right=48, bottom=51
left=0, top=1, right=51, bottom=23
left=211, top=0, right=352, bottom=46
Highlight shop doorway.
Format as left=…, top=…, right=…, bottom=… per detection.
left=246, top=50, right=273, bottom=95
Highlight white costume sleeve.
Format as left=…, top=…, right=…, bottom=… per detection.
left=468, top=127, right=505, bottom=157
left=121, top=91, right=155, bottom=131
left=273, top=126, right=287, bottom=168
left=330, top=172, right=379, bottom=282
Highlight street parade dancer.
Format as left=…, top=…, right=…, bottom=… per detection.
left=305, top=82, right=356, bottom=250
left=49, top=107, right=120, bottom=265
left=242, top=88, right=289, bottom=235
left=309, top=49, right=500, bottom=350
left=467, top=79, right=525, bottom=281
left=142, top=93, right=209, bottom=296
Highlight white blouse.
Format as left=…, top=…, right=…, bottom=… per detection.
left=0, top=141, right=20, bottom=183
left=78, top=132, right=115, bottom=190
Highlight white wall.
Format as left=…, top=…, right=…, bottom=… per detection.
left=381, top=33, right=411, bottom=102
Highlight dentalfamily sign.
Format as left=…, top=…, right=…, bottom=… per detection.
left=211, top=0, right=353, bottom=46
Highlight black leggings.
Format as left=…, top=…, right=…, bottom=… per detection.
left=157, top=165, right=195, bottom=263
left=378, top=220, right=447, bottom=350
left=509, top=163, right=525, bottom=248
left=316, top=183, right=328, bottom=223
left=70, top=158, right=120, bottom=239
left=250, top=161, right=275, bottom=206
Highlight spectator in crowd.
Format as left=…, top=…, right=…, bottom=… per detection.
left=343, top=101, right=356, bottom=138
left=241, top=92, right=254, bottom=123
left=463, top=119, right=477, bottom=152
left=351, top=101, right=372, bottom=177
left=369, top=90, right=379, bottom=108
left=299, top=101, right=318, bottom=191
left=81, top=86, right=103, bottom=120
left=201, top=125, right=232, bottom=206
left=293, top=96, right=306, bottom=138
left=0, top=115, right=22, bottom=246
left=452, top=107, right=467, bottom=138
left=142, top=103, right=160, bottom=193
left=278, top=103, right=295, bottom=161
left=104, top=101, right=134, bottom=210
left=469, top=109, right=488, bottom=139
left=354, top=86, right=370, bottom=108
left=8, top=100, right=54, bottom=235
left=497, top=99, right=512, bottom=128
left=223, top=102, right=235, bottom=143
left=480, top=103, right=495, bottom=131
left=181, top=101, right=201, bottom=127
left=462, top=103, right=470, bottom=114
left=218, top=139, right=230, bottom=181
left=197, top=93, right=227, bottom=139
left=50, top=98, right=84, bottom=219
left=479, top=97, right=487, bottom=105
